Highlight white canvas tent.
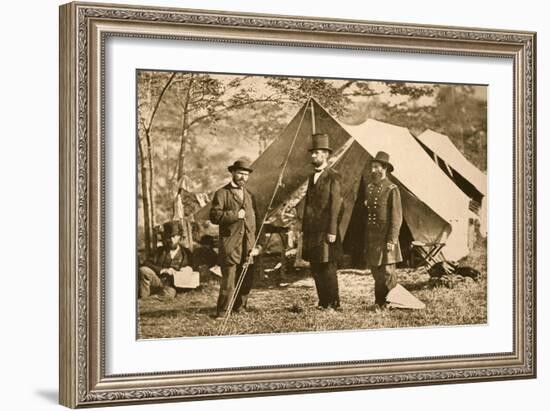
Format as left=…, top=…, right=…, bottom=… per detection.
left=195, top=99, right=474, bottom=264
left=339, top=120, right=472, bottom=262
left=416, top=129, right=487, bottom=237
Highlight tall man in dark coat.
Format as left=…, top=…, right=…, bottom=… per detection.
left=210, top=160, right=262, bottom=319
left=363, top=151, right=403, bottom=309
left=302, top=133, right=343, bottom=310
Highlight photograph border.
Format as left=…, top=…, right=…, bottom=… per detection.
left=59, top=1, right=536, bottom=407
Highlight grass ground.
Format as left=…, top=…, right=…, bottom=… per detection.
left=138, top=241, right=487, bottom=339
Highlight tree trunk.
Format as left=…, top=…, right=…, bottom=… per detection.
left=137, top=136, right=152, bottom=256
left=144, top=72, right=176, bottom=233
left=145, top=129, right=156, bottom=233
left=176, top=74, right=194, bottom=184
left=137, top=71, right=176, bottom=255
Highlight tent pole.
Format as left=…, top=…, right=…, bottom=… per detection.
left=310, top=98, right=316, bottom=135
left=217, top=100, right=310, bottom=336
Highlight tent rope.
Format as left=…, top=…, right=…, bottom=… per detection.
left=217, top=98, right=312, bottom=336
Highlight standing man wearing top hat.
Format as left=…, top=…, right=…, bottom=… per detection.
left=363, top=151, right=403, bottom=310
left=302, top=133, right=343, bottom=311
left=210, top=159, right=262, bottom=319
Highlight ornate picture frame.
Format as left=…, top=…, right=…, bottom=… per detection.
left=59, top=1, right=536, bottom=408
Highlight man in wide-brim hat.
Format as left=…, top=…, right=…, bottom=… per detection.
left=210, top=159, right=261, bottom=319
left=227, top=159, right=254, bottom=173
left=138, top=220, right=193, bottom=300
left=301, top=133, right=344, bottom=311
left=362, top=151, right=403, bottom=310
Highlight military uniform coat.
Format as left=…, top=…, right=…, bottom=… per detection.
left=302, top=168, right=343, bottom=263
left=363, top=177, right=403, bottom=266
left=210, top=183, right=260, bottom=266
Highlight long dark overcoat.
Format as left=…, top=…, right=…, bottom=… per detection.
left=363, top=177, right=403, bottom=266
left=209, top=183, right=260, bottom=266
left=302, top=168, right=344, bottom=263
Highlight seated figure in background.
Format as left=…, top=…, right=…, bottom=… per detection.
left=192, top=235, right=219, bottom=281
left=138, top=221, right=193, bottom=300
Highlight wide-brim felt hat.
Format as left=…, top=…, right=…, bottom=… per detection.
left=228, top=159, right=253, bottom=173
left=372, top=151, right=394, bottom=172
left=163, top=221, right=183, bottom=237
left=308, top=133, right=333, bottom=153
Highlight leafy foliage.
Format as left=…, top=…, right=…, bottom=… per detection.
left=136, top=71, right=487, bottom=251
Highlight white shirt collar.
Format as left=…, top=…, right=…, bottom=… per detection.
left=169, top=245, right=180, bottom=258
left=313, top=163, right=328, bottom=184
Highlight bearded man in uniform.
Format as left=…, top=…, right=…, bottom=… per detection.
left=363, top=151, right=403, bottom=310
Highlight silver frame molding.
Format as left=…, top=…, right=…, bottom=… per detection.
left=59, top=2, right=536, bottom=408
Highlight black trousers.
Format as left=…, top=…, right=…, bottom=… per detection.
left=217, top=236, right=254, bottom=315
left=216, top=262, right=255, bottom=315
left=310, top=261, right=340, bottom=308
left=233, top=261, right=254, bottom=311
left=371, top=264, right=397, bottom=305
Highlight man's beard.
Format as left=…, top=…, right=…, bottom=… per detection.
left=233, top=177, right=246, bottom=187
left=311, top=158, right=324, bottom=168
left=372, top=171, right=383, bottom=181
left=169, top=242, right=179, bottom=250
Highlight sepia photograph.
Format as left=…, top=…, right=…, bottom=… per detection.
left=136, top=70, right=488, bottom=339
left=57, top=2, right=537, bottom=407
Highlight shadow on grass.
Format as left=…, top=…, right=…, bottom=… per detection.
left=177, top=306, right=218, bottom=315
left=401, top=280, right=432, bottom=292
left=139, top=309, right=182, bottom=319
left=252, top=266, right=312, bottom=289
left=140, top=305, right=218, bottom=317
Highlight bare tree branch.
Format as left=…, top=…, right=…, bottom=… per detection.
left=144, top=72, right=176, bottom=134
left=186, top=97, right=294, bottom=129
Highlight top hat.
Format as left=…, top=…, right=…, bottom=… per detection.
left=162, top=221, right=183, bottom=238
left=309, top=133, right=332, bottom=153
left=227, top=159, right=253, bottom=173
left=372, top=151, right=394, bottom=172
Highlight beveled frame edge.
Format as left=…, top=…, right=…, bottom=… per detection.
left=59, top=1, right=536, bottom=408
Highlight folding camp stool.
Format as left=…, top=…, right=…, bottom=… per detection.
left=409, top=240, right=446, bottom=270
